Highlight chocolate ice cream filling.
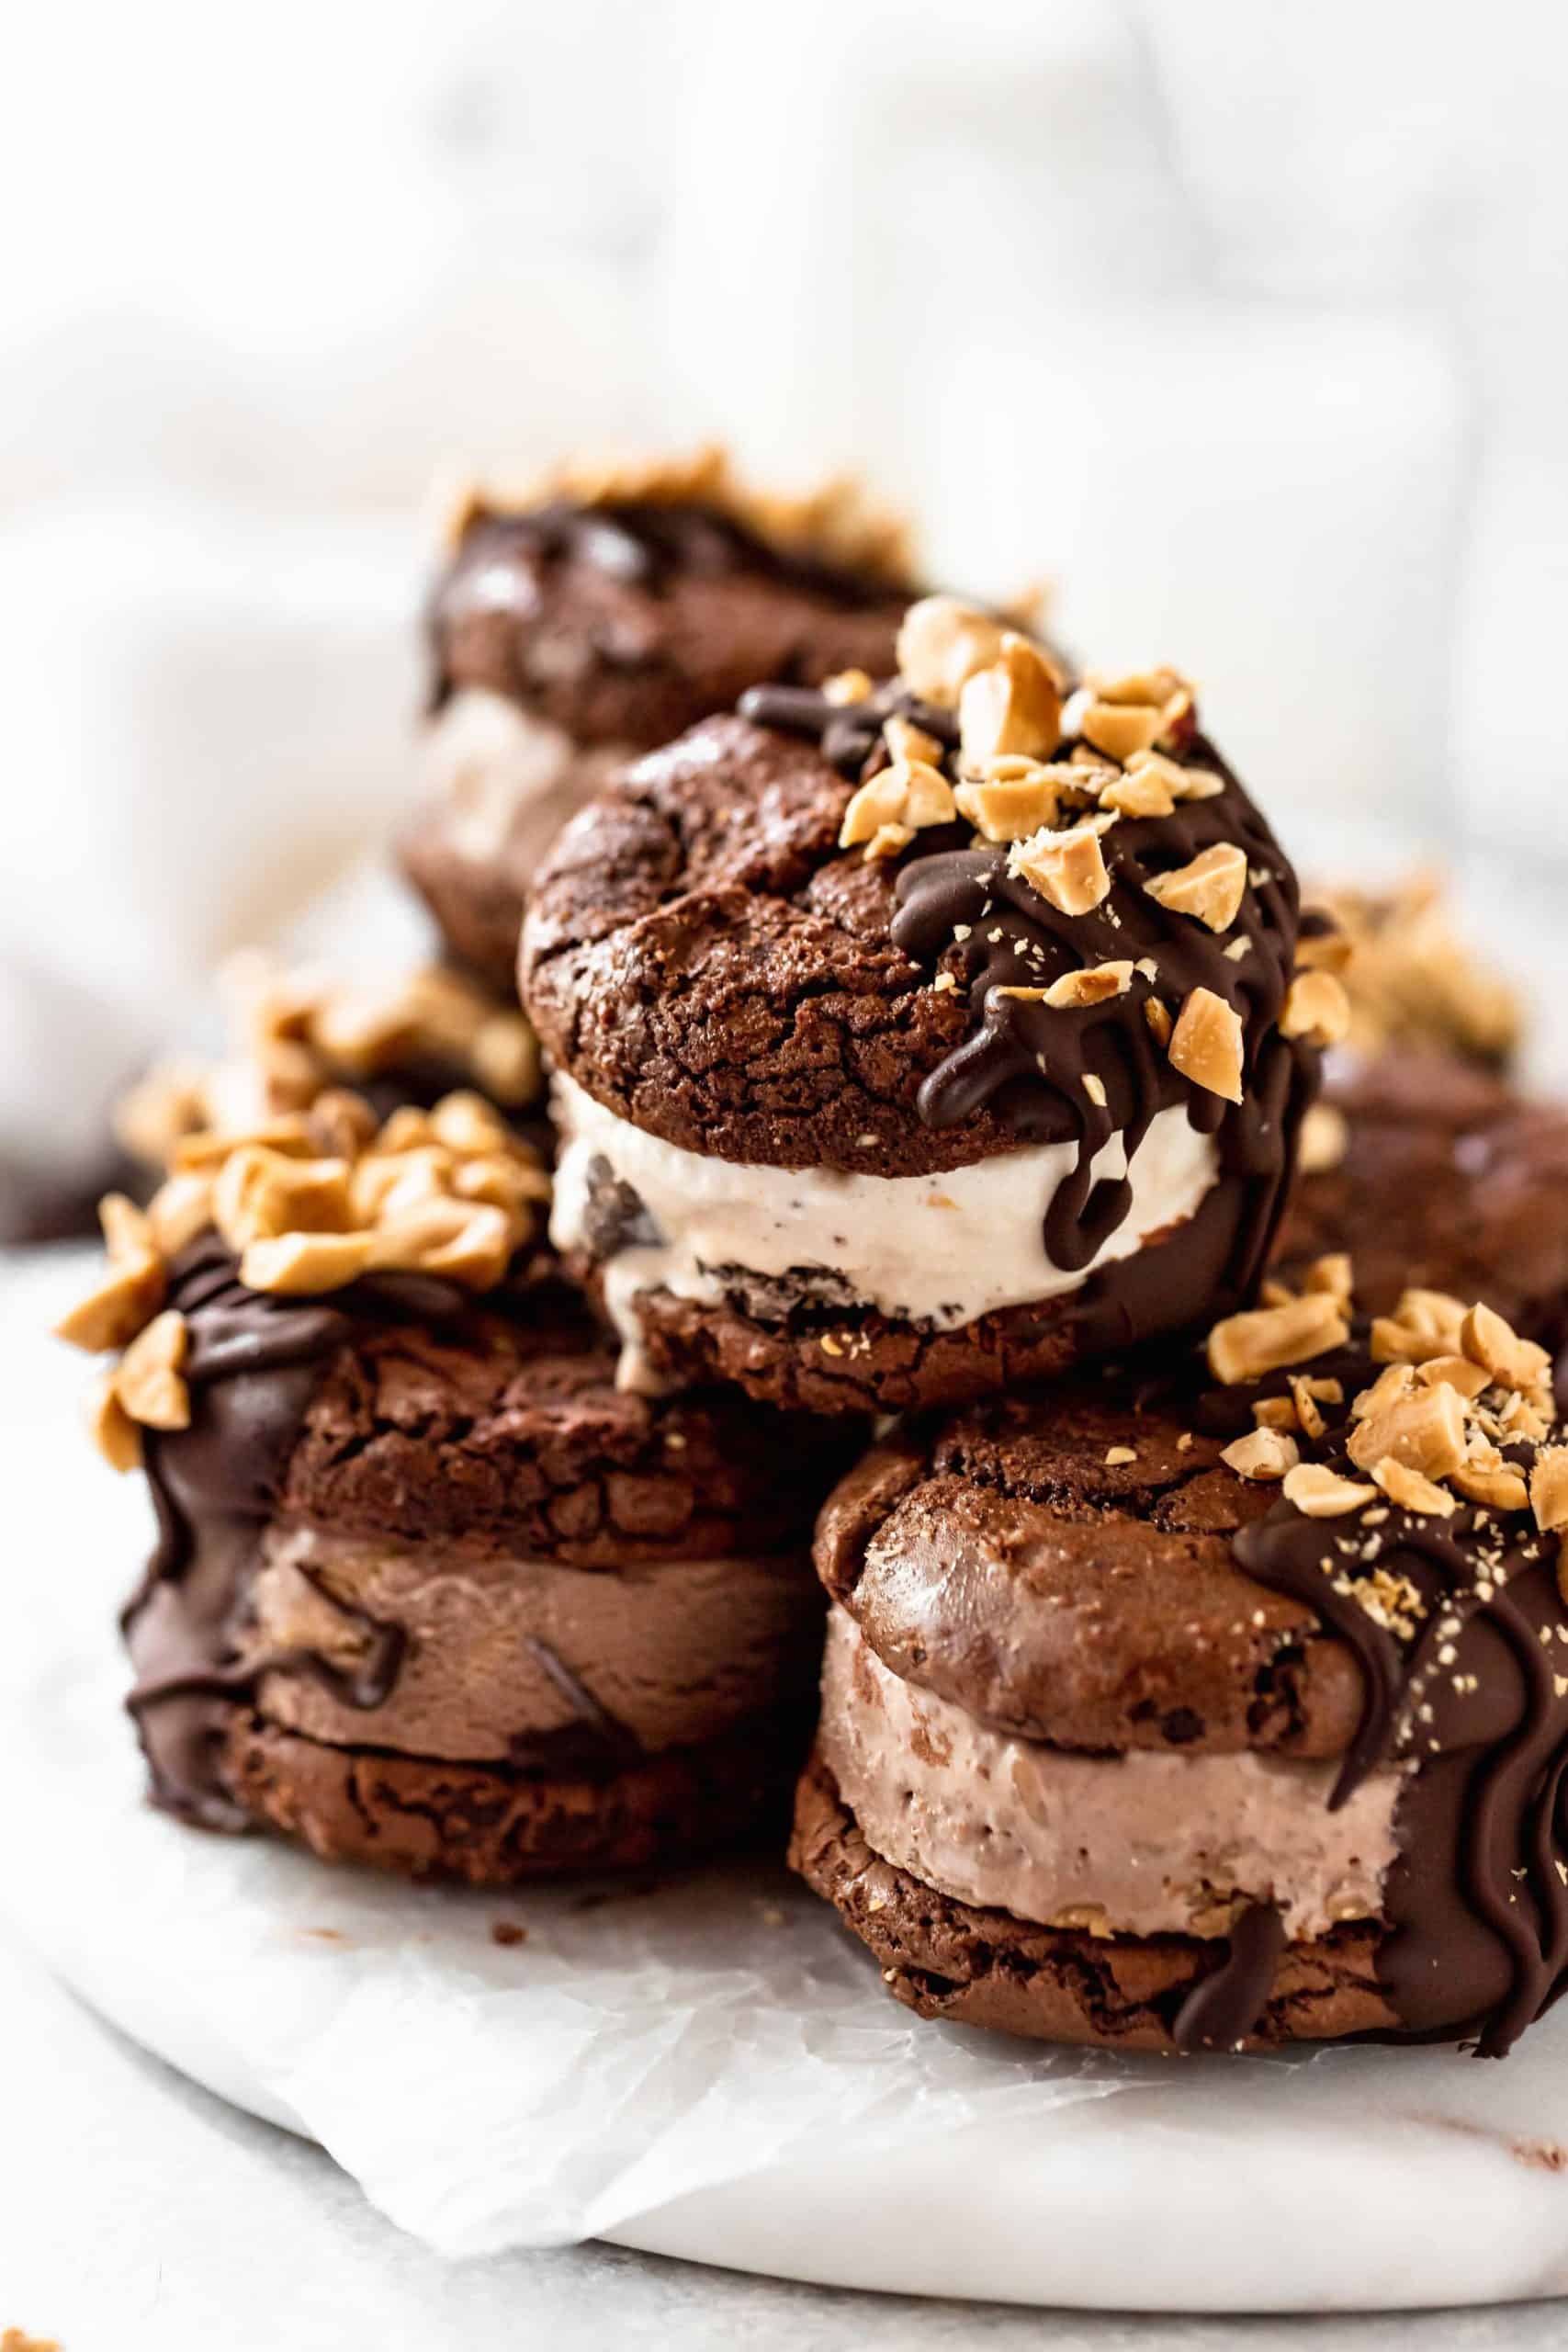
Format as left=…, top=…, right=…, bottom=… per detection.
left=245, top=1524, right=821, bottom=1765
left=819, top=1607, right=1404, bottom=1943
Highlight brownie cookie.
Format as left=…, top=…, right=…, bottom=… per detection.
left=1276, top=1049, right=1568, bottom=1336
left=57, top=1092, right=853, bottom=1880
left=792, top=1266, right=1568, bottom=2053
left=525, top=596, right=1328, bottom=1417
left=402, top=448, right=921, bottom=990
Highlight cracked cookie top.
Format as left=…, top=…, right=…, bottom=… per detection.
left=814, top=1363, right=1365, bottom=1760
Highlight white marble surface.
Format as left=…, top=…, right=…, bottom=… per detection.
left=4, top=1928, right=1568, bottom=2351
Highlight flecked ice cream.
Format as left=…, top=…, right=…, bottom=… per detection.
left=818, top=1605, right=1403, bottom=1942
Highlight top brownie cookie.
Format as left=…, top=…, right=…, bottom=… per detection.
left=525, top=598, right=1332, bottom=1414
left=402, top=449, right=921, bottom=989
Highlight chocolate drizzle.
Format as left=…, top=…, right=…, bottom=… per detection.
left=1231, top=1357, right=1568, bottom=2055
left=739, top=678, right=1316, bottom=1322
left=741, top=679, right=958, bottom=778
left=1171, top=1902, right=1289, bottom=2052
left=124, top=1237, right=497, bottom=1828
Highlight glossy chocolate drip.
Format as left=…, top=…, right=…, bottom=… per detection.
left=738, top=679, right=1316, bottom=1317
left=124, top=1237, right=510, bottom=1829
left=1171, top=1902, right=1288, bottom=2052
left=1235, top=1391, right=1568, bottom=2054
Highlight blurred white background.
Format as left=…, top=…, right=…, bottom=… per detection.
left=2, top=0, right=1566, bottom=1192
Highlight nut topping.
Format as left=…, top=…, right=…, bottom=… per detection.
left=953, top=764, right=1068, bottom=842
left=1099, top=765, right=1176, bottom=819
left=884, top=715, right=944, bottom=768
left=1143, top=843, right=1248, bottom=933
left=212, top=1148, right=354, bottom=1253
left=237, top=1231, right=377, bottom=1294
left=1346, top=1381, right=1467, bottom=1481
left=957, top=636, right=1062, bottom=768
left=1280, top=971, right=1351, bottom=1048
left=1280, top=1464, right=1378, bottom=1519
left=87, top=1374, right=143, bottom=1474
left=1041, top=961, right=1134, bottom=1009
left=58, top=1090, right=548, bottom=1378
left=1168, top=987, right=1245, bottom=1103
left=1078, top=698, right=1165, bottom=765
left=1368, top=1286, right=1469, bottom=1365
left=1530, top=1447, right=1568, bottom=1535
left=1207, top=1293, right=1350, bottom=1384
left=1297, top=1102, right=1348, bottom=1175
left=894, top=596, right=1011, bottom=708
left=1123, top=749, right=1224, bottom=802
left=1371, top=1457, right=1456, bottom=1517
left=53, top=1196, right=167, bottom=1354
left=1076, top=667, right=1197, bottom=763
left=840, top=759, right=956, bottom=857
left=1461, top=1301, right=1551, bottom=1398
left=1009, top=820, right=1111, bottom=917
left=113, top=1309, right=191, bottom=1431
left=1222, top=1427, right=1301, bottom=1481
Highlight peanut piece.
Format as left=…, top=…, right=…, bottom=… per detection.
left=1168, top=987, right=1245, bottom=1103
left=1145, top=843, right=1248, bottom=932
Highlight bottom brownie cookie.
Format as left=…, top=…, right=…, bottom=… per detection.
left=55, top=1090, right=860, bottom=1882
left=793, top=1268, right=1568, bottom=2052
left=790, top=1753, right=1393, bottom=2052
left=227, top=1716, right=799, bottom=1883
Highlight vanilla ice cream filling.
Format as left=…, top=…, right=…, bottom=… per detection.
left=820, top=1607, right=1404, bottom=1943
left=551, top=1072, right=1219, bottom=1390
left=423, top=687, right=631, bottom=865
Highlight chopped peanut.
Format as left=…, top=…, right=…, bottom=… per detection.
left=1010, top=820, right=1111, bottom=916
left=1282, top=1463, right=1378, bottom=1519
left=957, top=637, right=1062, bottom=768
left=1168, top=987, right=1245, bottom=1103
left=1371, top=1457, right=1456, bottom=1517
left=1222, top=1428, right=1301, bottom=1481
left=1144, top=843, right=1247, bottom=933
left=1207, top=1294, right=1349, bottom=1384
left=1280, top=971, right=1351, bottom=1048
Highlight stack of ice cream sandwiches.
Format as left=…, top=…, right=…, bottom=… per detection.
left=56, top=448, right=1568, bottom=2057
